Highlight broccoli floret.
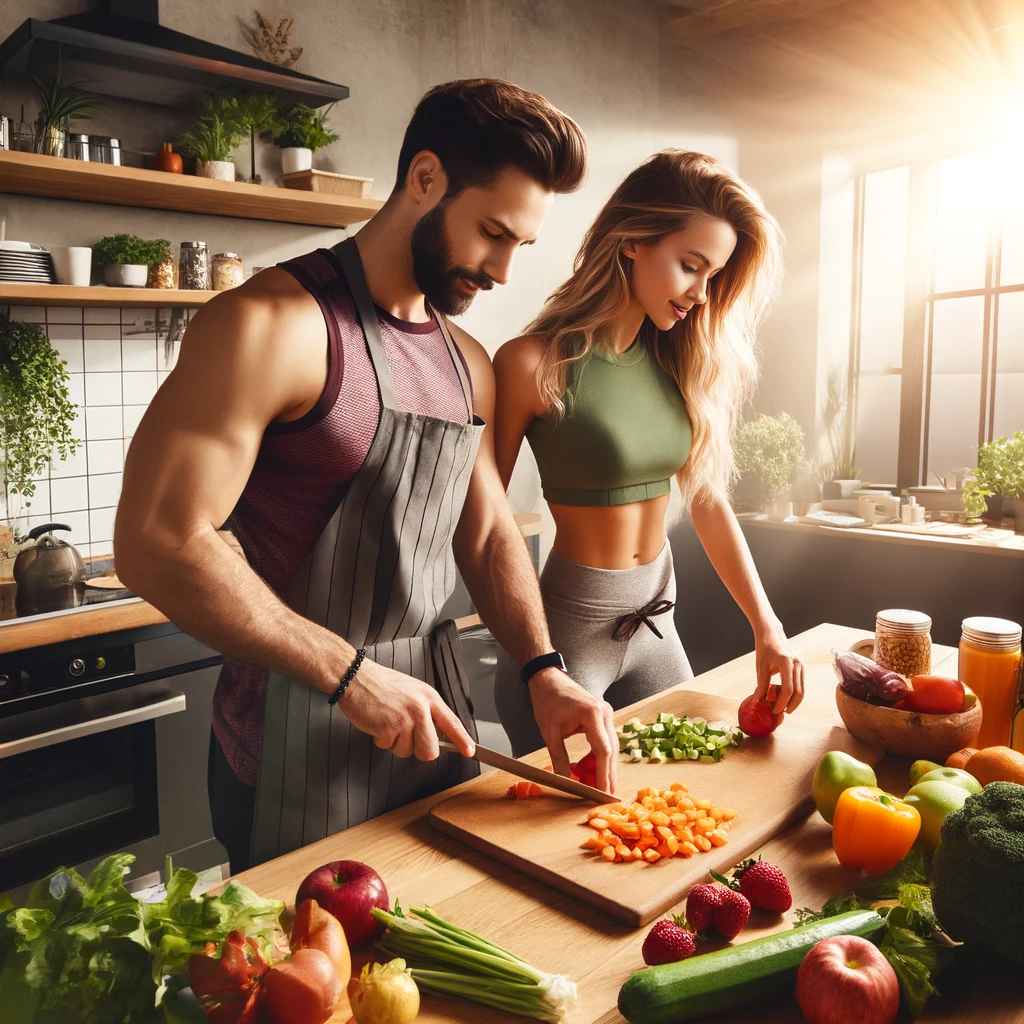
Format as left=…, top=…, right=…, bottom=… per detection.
left=931, top=781, right=1024, bottom=964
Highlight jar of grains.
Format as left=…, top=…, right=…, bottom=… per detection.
left=179, top=241, right=210, bottom=290
left=875, top=609, right=932, bottom=677
left=212, top=252, right=245, bottom=291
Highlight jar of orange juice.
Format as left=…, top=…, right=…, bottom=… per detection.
left=959, top=617, right=1023, bottom=748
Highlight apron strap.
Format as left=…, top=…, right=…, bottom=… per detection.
left=429, top=306, right=475, bottom=423
left=334, top=237, right=399, bottom=411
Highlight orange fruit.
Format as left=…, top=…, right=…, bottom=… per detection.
left=945, top=747, right=978, bottom=770
left=963, top=746, right=1024, bottom=786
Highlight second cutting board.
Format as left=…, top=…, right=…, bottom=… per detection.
left=428, top=688, right=879, bottom=927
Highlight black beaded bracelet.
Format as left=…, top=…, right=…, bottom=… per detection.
left=328, top=648, right=366, bottom=706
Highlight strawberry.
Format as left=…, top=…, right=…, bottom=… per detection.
left=641, top=916, right=697, bottom=966
left=685, top=883, right=724, bottom=932
left=712, top=889, right=751, bottom=938
left=735, top=858, right=792, bottom=913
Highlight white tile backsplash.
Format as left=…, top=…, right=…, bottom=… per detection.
left=89, top=473, right=122, bottom=508
left=86, top=406, right=123, bottom=440
left=87, top=439, right=124, bottom=475
left=84, top=337, right=122, bottom=372
left=85, top=372, right=122, bottom=406
left=122, top=405, right=147, bottom=437
left=51, top=475, right=90, bottom=514
left=122, top=338, right=158, bottom=371
left=122, top=371, right=158, bottom=405
left=5, top=304, right=203, bottom=551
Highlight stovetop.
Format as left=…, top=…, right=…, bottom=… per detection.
left=0, top=556, right=140, bottom=627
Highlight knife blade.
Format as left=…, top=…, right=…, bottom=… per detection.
left=439, top=739, right=618, bottom=803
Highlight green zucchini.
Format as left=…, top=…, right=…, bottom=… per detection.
left=618, top=909, right=885, bottom=1023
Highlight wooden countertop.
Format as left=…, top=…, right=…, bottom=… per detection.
left=741, top=515, right=1024, bottom=560
left=0, top=597, right=169, bottom=654
left=235, top=623, right=1021, bottom=1023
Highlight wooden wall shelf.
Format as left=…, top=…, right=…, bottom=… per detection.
left=0, top=283, right=217, bottom=307
left=0, top=151, right=382, bottom=228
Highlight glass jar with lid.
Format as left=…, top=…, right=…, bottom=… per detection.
left=959, top=617, right=1022, bottom=748
left=875, top=609, right=932, bottom=678
left=212, top=252, right=245, bottom=291
left=179, top=241, right=210, bottom=290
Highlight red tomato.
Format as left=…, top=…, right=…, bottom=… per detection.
left=738, top=693, right=784, bottom=737
left=904, top=676, right=965, bottom=714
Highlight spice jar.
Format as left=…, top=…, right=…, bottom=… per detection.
left=959, top=617, right=1022, bottom=749
left=212, top=252, right=245, bottom=291
left=147, top=256, right=178, bottom=290
left=875, top=609, right=932, bottom=678
left=179, top=241, right=210, bottom=290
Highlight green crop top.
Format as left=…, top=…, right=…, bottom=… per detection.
left=525, top=338, right=692, bottom=507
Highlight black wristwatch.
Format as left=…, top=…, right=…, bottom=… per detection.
left=519, top=651, right=567, bottom=685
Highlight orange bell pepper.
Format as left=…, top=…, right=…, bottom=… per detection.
left=832, top=785, right=921, bottom=875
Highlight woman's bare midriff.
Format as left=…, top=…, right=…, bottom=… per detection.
left=549, top=494, right=672, bottom=569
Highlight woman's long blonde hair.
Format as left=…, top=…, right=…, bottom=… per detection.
left=529, top=150, right=783, bottom=506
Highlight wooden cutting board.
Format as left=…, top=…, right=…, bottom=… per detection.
left=429, top=689, right=880, bottom=927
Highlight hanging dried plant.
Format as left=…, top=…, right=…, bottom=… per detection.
left=239, top=11, right=303, bottom=68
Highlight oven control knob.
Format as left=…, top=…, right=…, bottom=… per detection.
left=69, top=658, right=86, bottom=677
left=0, top=675, right=10, bottom=691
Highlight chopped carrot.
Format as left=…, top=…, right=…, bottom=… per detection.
left=601, top=845, right=617, bottom=862
left=529, top=783, right=544, bottom=797
left=721, top=807, right=739, bottom=820
left=589, top=817, right=610, bottom=831
left=709, top=830, right=729, bottom=847
left=644, top=849, right=662, bottom=863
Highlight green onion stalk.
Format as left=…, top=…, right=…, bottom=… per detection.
left=372, top=904, right=577, bottom=1022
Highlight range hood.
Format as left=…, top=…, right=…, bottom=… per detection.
left=0, top=0, right=349, bottom=109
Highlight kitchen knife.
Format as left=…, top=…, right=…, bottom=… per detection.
left=438, top=739, right=618, bottom=803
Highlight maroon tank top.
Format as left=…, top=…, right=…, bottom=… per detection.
left=213, top=245, right=473, bottom=785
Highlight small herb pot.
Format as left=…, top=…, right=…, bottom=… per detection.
left=103, top=264, right=149, bottom=287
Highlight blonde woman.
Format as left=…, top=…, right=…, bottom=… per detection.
left=493, top=150, right=805, bottom=757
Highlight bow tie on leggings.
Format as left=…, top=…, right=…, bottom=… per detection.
left=612, top=599, right=676, bottom=642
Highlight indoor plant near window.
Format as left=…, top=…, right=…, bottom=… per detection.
left=93, top=234, right=171, bottom=288
left=0, top=314, right=81, bottom=546
left=818, top=366, right=861, bottom=498
left=734, top=412, right=806, bottom=519
left=271, top=102, right=340, bottom=175
left=32, top=51, right=103, bottom=158
left=962, top=431, right=1024, bottom=532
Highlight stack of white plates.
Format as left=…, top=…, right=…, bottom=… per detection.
left=0, top=242, right=54, bottom=283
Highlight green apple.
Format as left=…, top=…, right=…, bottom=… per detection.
left=904, top=780, right=971, bottom=850
left=812, top=750, right=878, bottom=824
left=909, top=759, right=944, bottom=785
left=914, top=767, right=982, bottom=795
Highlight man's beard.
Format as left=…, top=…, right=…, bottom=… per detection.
left=410, top=200, right=495, bottom=316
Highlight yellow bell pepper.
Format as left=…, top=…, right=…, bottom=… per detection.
left=832, top=785, right=921, bottom=875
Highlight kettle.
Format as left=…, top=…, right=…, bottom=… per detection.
left=13, top=523, right=87, bottom=589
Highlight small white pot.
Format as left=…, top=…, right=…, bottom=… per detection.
left=765, top=498, right=794, bottom=521
left=834, top=478, right=862, bottom=499
left=196, top=160, right=236, bottom=181
left=51, top=246, right=93, bottom=287
left=280, top=147, right=312, bottom=175
left=103, top=264, right=149, bottom=288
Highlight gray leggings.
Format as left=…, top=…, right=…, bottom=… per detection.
left=494, top=544, right=694, bottom=757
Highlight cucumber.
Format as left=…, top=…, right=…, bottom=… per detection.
left=618, top=909, right=885, bottom=1023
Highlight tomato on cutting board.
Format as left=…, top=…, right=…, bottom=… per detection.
left=737, top=687, right=784, bottom=738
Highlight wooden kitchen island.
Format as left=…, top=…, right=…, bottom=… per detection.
left=235, top=624, right=1023, bottom=1023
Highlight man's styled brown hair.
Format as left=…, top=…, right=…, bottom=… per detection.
left=395, top=79, right=587, bottom=197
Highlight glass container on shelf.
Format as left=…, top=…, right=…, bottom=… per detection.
left=179, top=241, right=210, bottom=291
left=959, top=617, right=1023, bottom=749
left=212, top=252, right=244, bottom=291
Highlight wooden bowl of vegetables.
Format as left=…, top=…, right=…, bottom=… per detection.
left=832, top=648, right=983, bottom=761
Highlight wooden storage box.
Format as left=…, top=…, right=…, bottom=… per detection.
left=282, top=169, right=373, bottom=198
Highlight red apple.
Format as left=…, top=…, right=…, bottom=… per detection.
left=295, top=860, right=389, bottom=950
left=796, top=935, right=900, bottom=1024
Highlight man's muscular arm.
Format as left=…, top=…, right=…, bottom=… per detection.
left=115, top=271, right=473, bottom=761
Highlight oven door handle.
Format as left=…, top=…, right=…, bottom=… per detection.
left=0, top=684, right=186, bottom=759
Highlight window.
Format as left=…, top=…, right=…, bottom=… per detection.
left=847, top=148, right=1024, bottom=488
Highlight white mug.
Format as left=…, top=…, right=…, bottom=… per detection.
left=51, top=246, right=93, bottom=287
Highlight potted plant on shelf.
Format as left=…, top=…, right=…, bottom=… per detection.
left=32, top=51, right=103, bottom=158
left=734, top=412, right=806, bottom=520
left=180, top=101, right=245, bottom=181
left=818, top=365, right=861, bottom=498
left=272, top=102, right=340, bottom=175
left=962, top=430, right=1024, bottom=532
left=215, top=90, right=282, bottom=184
left=93, top=234, right=171, bottom=288
left=0, top=313, right=81, bottom=539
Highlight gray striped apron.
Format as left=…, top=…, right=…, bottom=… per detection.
left=249, top=237, right=483, bottom=865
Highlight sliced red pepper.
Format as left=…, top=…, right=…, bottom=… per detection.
left=188, top=929, right=269, bottom=1024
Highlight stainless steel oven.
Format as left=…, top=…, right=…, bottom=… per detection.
left=0, top=628, right=225, bottom=893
